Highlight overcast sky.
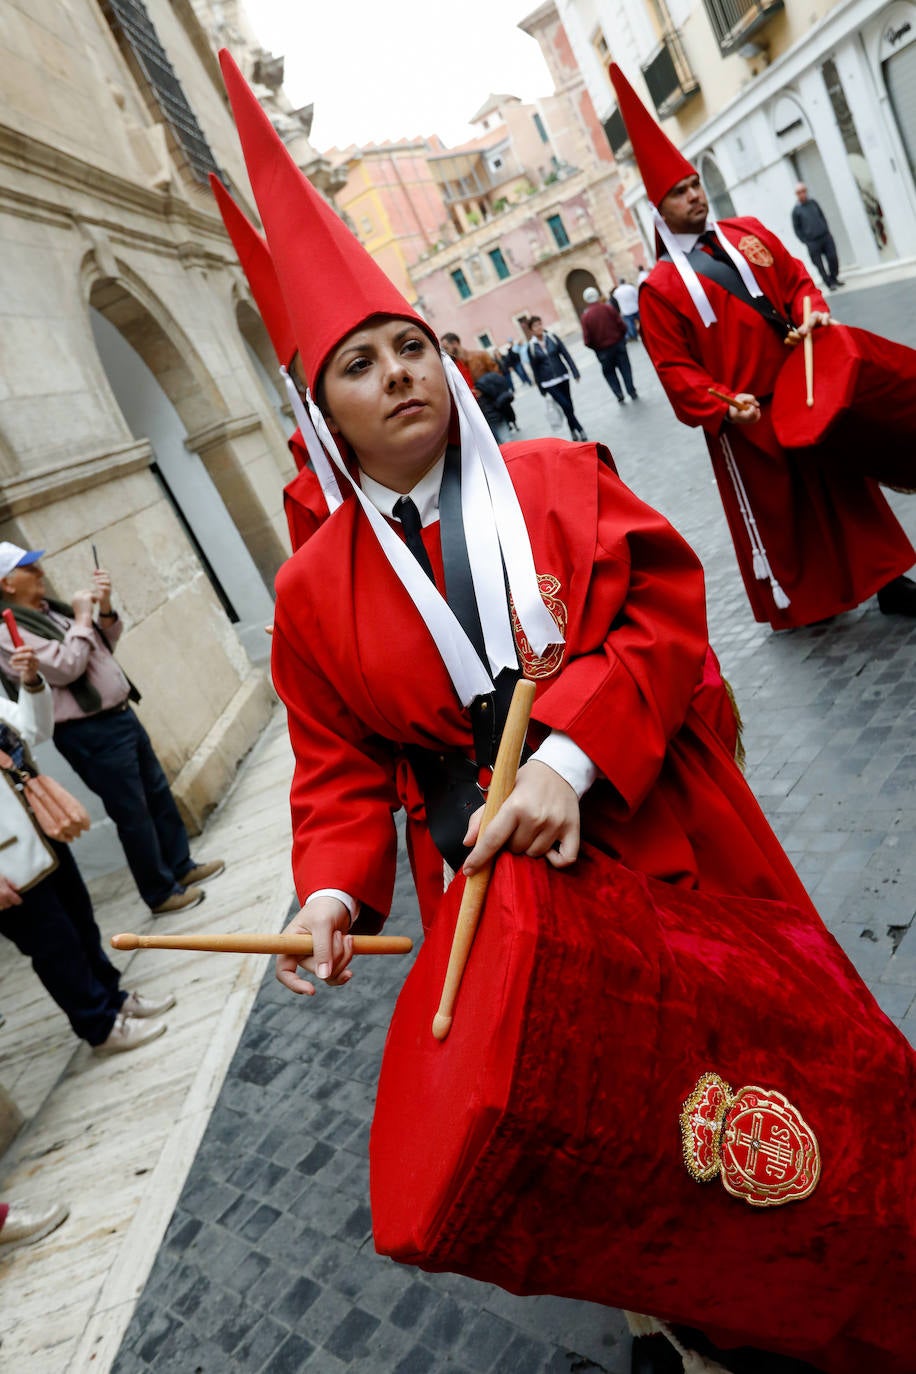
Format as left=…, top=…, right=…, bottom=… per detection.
left=247, top=1, right=555, bottom=152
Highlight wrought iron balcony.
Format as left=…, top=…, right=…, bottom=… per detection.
left=641, top=31, right=700, bottom=117
left=602, top=106, right=631, bottom=161
left=702, top=0, right=785, bottom=55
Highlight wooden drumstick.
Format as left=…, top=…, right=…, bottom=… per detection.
left=803, top=296, right=814, bottom=408
left=432, top=677, right=536, bottom=1042
left=708, top=387, right=752, bottom=413
left=111, top=931, right=412, bottom=956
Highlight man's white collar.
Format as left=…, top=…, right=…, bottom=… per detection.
left=653, top=210, right=764, bottom=327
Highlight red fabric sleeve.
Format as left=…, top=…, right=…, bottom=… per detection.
left=271, top=599, right=400, bottom=924
left=639, top=286, right=729, bottom=432
left=532, top=465, right=708, bottom=816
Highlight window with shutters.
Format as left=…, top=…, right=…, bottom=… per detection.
left=99, top=0, right=222, bottom=184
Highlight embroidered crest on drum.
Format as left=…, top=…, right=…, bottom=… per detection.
left=681, top=1072, right=820, bottom=1207
left=737, top=235, right=774, bottom=268
left=510, top=574, right=567, bottom=679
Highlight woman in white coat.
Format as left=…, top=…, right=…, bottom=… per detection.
left=0, top=647, right=173, bottom=1053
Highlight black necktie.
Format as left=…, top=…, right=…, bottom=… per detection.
left=393, top=495, right=435, bottom=583
left=700, top=229, right=736, bottom=268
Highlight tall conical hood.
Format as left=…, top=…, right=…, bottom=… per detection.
left=208, top=173, right=297, bottom=369
left=218, top=49, right=430, bottom=389
left=609, top=63, right=696, bottom=208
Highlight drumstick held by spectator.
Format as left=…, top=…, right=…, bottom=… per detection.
left=2, top=609, right=23, bottom=648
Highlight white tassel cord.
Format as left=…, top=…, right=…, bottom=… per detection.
left=624, top=1314, right=734, bottom=1373
left=720, top=432, right=790, bottom=610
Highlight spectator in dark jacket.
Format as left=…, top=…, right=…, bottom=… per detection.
left=581, top=287, right=639, bottom=404
left=526, top=317, right=586, bottom=440
left=791, top=184, right=844, bottom=289
left=474, top=370, right=518, bottom=443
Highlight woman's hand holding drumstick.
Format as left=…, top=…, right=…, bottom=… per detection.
left=433, top=679, right=539, bottom=1041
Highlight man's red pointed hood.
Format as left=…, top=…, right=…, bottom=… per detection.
left=609, top=63, right=696, bottom=208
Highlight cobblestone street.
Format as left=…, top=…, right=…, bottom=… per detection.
left=104, top=278, right=916, bottom=1373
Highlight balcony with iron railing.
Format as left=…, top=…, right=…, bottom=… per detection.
left=702, top=0, right=785, bottom=55
left=641, top=30, right=700, bottom=117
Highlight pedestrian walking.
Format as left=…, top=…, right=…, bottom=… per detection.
left=474, top=368, right=518, bottom=441
left=526, top=318, right=587, bottom=439
left=612, top=277, right=641, bottom=340
left=580, top=286, right=639, bottom=403
left=504, top=340, right=533, bottom=387
left=611, top=63, right=916, bottom=630
left=0, top=546, right=226, bottom=914
left=791, top=183, right=844, bottom=289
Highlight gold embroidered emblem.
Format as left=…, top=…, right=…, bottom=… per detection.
left=510, top=574, right=566, bottom=680
left=737, top=234, right=774, bottom=268
left=681, top=1071, right=820, bottom=1208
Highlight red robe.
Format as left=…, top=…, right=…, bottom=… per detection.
left=640, top=217, right=915, bottom=628
left=271, top=438, right=807, bottom=931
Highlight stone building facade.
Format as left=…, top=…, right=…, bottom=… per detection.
left=0, top=0, right=315, bottom=841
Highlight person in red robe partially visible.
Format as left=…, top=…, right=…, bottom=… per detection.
left=609, top=65, right=916, bottom=630
left=220, top=50, right=916, bottom=1374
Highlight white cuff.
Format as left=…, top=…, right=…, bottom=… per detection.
left=305, top=889, right=360, bottom=928
left=530, top=731, right=599, bottom=799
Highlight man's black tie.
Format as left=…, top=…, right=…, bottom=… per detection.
left=393, top=495, right=435, bottom=583
left=700, top=229, right=737, bottom=268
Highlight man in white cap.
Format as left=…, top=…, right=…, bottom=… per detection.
left=0, top=544, right=224, bottom=915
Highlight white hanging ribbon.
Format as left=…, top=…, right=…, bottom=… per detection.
left=281, top=368, right=344, bottom=514
left=721, top=431, right=790, bottom=610
left=280, top=351, right=563, bottom=706
left=301, top=389, right=495, bottom=707
left=442, top=353, right=562, bottom=671
left=651, top=209, right=764, bottom=329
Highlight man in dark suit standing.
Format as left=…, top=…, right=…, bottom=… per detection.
left=791, top=183, right=844, bottom=289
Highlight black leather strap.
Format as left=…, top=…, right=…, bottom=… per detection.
left=661, top=240, right=792, bottom=339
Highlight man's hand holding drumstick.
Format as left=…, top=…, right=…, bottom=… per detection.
left=709, top=387, right=762, bottom=426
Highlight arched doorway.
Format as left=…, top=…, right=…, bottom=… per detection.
left=698, top=153, right=735, bottom=219
left=236, top=298, right=294, bottom=439
left=566, top=268, right=600, bottom=317
left=879, top=4, right=916, bottom=180
left=88, top=279, right=275, bottom=660
left=771, top=94, right=855, bottom=268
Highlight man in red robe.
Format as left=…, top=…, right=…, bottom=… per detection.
left=610, top=65, right=916, bottom=630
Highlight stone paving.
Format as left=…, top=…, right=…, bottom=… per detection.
left=111, top=278, right=916, bottom=1374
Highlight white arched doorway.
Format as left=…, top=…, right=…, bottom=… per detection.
left=90, top=304, right=275, bottom=661
left=771, top=94, right=855, bottom=268
left=698, top=153, right=735, bottom=220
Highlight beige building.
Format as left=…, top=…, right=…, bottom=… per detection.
left=0, top=0, right=321, bottom=849
left=557, top=0, right=916, bottom=278
left=408, top=1, right=644, bottom=344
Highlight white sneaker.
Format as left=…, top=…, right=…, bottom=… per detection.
left=0, top=1200, right=69, bottom=1251
left=94, top=1013, right=167, bottom=1054
left=122, top=990, right=176, bottom=1018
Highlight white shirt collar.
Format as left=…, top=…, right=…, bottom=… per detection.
left=358, top=454, right=445, bottom=529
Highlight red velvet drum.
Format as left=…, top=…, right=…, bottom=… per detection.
left=370, top=846, right=916, bottom=1374
left=771, top=324, right=916, bottom=489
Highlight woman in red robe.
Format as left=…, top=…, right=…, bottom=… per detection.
left=219, top=51, right=916, bottom=1374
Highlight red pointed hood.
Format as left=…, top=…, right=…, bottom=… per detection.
left=609, top=63, right=696, bottom=208
left=208, top=174, right=297, bottom=369
left=218, top=49, right=431, bottom=390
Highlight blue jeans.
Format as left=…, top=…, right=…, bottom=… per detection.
left=596, top=343, right=636, bottom=400
left=54, top=707, right=191, bottom=908
left=0, top=844, right=125, bottom=1045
